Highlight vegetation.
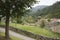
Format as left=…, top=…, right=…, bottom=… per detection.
left=0, top=32, right=23, bottom=40
left=5, top=23, right=60, bottom=38
left=1, top=22, right=60, bottom=38
left=18, top=2, right=60, bottom=25
left=8, top=23, right=60, bottom=38
left=0, top=0, right=37, bottom=40
left=40, top=19, right=45, bottom=28
left=39, top=2, right=60, bottom=18
left=1, top=22, right=60, bottom=39
left=26, top=2, right=60, bottom=19
left=0, top=1, right=60, bottom=40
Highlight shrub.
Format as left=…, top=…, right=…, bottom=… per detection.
left=47, top=18, right=51, bottom=22
left=40, top=19, right=45, bottom=28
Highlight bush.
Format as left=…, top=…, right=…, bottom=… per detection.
left=47, top=18, right=51, bottom=22
left=40, top=19, right=45, bottom=28
left=16, top=20, right=22, bottom=24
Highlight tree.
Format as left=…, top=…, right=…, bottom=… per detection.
left=40, top=19, right=45, bottom=28
left=0, top=0, right=37, bottom=40
left=0, top=15, right=2, bottom=22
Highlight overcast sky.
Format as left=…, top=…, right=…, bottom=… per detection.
left=33, top=0, right=60, bottom=7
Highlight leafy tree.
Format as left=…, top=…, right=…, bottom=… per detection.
left=40, top=19, right=45, bottom=28
left=26, top=16, right=34, bottom=23
left=0, top=0, right=37, bottom=40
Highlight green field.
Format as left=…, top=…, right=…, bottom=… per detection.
left=0, top=32, right=23, bottom=40
left=10, top=23, right=60, bottom=38
left=1, top=22, right=60, bottom=38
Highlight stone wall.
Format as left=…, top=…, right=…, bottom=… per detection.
left=0, top=25, right=60, bottom=40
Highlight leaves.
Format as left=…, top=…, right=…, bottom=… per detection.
left=0, top=0, right=37, bottom=17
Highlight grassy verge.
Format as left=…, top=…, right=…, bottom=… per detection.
left=10, top=23, right=60, bottom=38
left=1, top=22, right=60, bottom=38
left=0, top=32, right=23, bottom=40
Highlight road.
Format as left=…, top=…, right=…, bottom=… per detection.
left=0, top=27, right=35, bottom=40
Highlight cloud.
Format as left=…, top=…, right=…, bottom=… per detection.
left=32, top=0, right=60, bottom=7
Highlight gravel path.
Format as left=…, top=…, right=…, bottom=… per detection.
left=0, top=27, right=35, bottom=40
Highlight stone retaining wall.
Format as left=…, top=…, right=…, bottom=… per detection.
left=0, top=25, right=60, bottom=40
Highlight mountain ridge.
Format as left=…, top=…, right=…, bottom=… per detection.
left=33, top=1, right=60, bottom=18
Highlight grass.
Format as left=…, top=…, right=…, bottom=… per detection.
left=10, top=23, right=60, bottom=38
left=1, top=22, right=60, bottom=38
left=0, top=32, right=23, bottom=40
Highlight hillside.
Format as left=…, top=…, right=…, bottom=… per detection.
left=35, top=1, right=60, bottom=18
left=28, top=5, right=47, bottom=17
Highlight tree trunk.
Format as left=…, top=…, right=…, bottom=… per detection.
left=5, top=15, right=10, bottom=40
left=0, top=18, right=1, bottom=25
left=0, top=18, right=1, bottom=22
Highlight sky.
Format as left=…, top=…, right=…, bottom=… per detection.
left=32, top=0, right=60, bottom=7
